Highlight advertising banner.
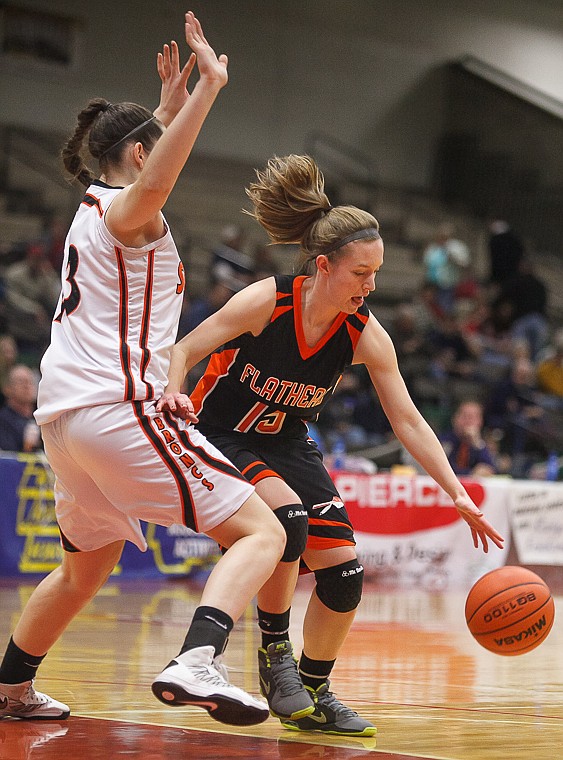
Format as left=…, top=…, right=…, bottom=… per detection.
left=0, top=454, right=219, bottom=578
left=333, top=472, right=512, bottom=590
left=5, top=454, right=561, bottom=587
left=508, top=481, right=563, bottom=565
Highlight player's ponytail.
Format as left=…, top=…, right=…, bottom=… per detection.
left=245, top=154, right=379, bottom=274
left=61, top=98, right=111, bottom=187
left=62, top=99, right=162, bottom=188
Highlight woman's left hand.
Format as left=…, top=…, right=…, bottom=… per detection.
left=154, top=40, right=196, bottom=126
left=156, top=391, right=198, bottom=423
left=454, top=494, right=505, bottom=553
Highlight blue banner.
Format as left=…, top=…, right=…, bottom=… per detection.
left=0, top=453, right=220, bottom=578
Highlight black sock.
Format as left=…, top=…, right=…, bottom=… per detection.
left=178, top=606, right=234, bottom=659
left=0, top=637, right=46, bottom=684
left=299, top=652, right=335, bottom=691
left=257, top=607, right=290, bottom=649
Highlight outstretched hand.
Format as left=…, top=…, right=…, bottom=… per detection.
left=454, top=493, right=505, bottom=553
left=184, top=10, right=228, bottom=89
left=154, top=11, right=227, bottom=126
left=154, top=40, right=196, bottom=126
left=156, top=392, right=199, bottom=424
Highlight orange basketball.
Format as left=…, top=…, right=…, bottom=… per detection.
left=465, top=566, right=555, bottom=656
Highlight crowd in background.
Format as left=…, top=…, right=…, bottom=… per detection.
left=1, top=213, right=562, bottom=481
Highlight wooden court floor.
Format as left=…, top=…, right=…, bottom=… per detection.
left=1, top=573, right=562, bottom=760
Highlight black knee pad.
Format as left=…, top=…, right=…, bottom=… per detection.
left=314, top=558, right=364, bottom=612
left=274, top=504, right=309, bottom=562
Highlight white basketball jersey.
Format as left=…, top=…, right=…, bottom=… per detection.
left=36, top=181, right=185, bottom=425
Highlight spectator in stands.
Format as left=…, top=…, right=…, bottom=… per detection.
left=0, top=334, right=19, bottom=405
left=210, top=223, right=255, bottom=287
left=439, top=399, right=497, bottom=477
left=178, top=272, right=242, bottom=338
left=316, top=366, right=392, bottom=452
left=0, top=275, right=7, bottom=335
left=464, top=294, right=517, bottom=380
left=536, top=327, right=563, bottom=400
left=3, top=239, right=60, bottom=364
left=40, top=213, right=68, bottom=274
left=388, top=302, right=431, bottom=395
left=493, top=256, right=549, bottom=361
left=422, top=222, right=470, bottom=315
left=177, top=272, right=243, bottom=392
left=427, top=312, right=479, bottom=383
left=485, top=357, right=547, bottom=476
left=0, top=364, right=41, bottom=453
left=410, top=281, right=445, bottom=335
left=487, top=218, right=524, bottom=289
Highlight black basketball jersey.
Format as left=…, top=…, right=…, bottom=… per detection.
left=192, top=274, right=370, bottom=438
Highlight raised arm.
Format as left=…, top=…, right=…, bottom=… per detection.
left=153, top=39, right=196, bottom=127
left=106, top=12, right=228, bottom=239
left=354, top=314, right=505, bottom=553
left=157, top=278, right=277, bottom=420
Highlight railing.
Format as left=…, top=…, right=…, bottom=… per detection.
left=458, top=55, right=563, bottom=121
left=0, top=125, right=79, bottom=222
left=304, top=129, right=378, bottom=190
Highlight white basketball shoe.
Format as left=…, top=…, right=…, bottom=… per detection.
left=152, top=645, right=269, bottom=726
left=0, top=680, right=70, bottom=719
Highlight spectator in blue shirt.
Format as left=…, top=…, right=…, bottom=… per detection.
left=439, top=399, right=497, bottom=477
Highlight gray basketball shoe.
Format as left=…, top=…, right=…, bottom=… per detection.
left=257, top=641, right=315, bottom=720
left=281, top=679, right=376, bottom=736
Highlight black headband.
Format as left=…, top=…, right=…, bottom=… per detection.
left=322, top=227, right=380, bottom=255
left=99, top=115, right=157, bottom=160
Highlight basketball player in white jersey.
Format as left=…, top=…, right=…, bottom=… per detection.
left=0, top=12, right=285, bottom=726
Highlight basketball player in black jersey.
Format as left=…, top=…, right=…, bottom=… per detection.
left=157, top=154, right=505, bottom=737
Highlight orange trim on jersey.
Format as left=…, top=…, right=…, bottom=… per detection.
left=354, top=310, right=369, bottom=327
left=345, top=321, right=362, bottom=350
left=139, top=249, right=155, bottom=399
left=133, top=402, right=198, bottom=532
left=308, top=517, right=351, bottom=529
left=271, top=304, right=293, bottom=322
left=306, top=536, right=355, bottom=550
left=250, top=470, right=283, bottom=485
left=293, top=276, right=348, bottom=360
left=81, top=193, right=103, bottom=217
left=191, top=348, right=238, bottom=415
left=241, top=460, right=264, bottom=476
left=167, top=414, right=249, bottom=486
left=115, top=247, right=135, bottom=399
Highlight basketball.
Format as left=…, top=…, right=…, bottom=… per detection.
left=465, top=566, right=555, bottom=656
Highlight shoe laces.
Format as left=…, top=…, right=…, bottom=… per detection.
left=20, top=682, right=47, bottom=706
left=212, top=655, right=229, bottom=682
left=269, top=651, right=305, bottom=697
left=315, top=683, right=360, bottom=719
left=190, top=662, right=230, bottom=688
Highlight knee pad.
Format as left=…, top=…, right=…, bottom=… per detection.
left=274, top=504, right=309, bottom=562
left=314, top=558, right=364, bottom=613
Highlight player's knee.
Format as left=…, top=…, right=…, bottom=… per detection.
left=274, top=504, right=309, bottom=562
left=314, top=558, right=364, bottom=612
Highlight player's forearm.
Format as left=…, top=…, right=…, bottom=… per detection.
left=395, top=415, right=467, bottom=501
left=165, top=344, right=191, bottom=394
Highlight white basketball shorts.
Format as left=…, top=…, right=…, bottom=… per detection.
left=40, top=400, right=255, bottom=552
